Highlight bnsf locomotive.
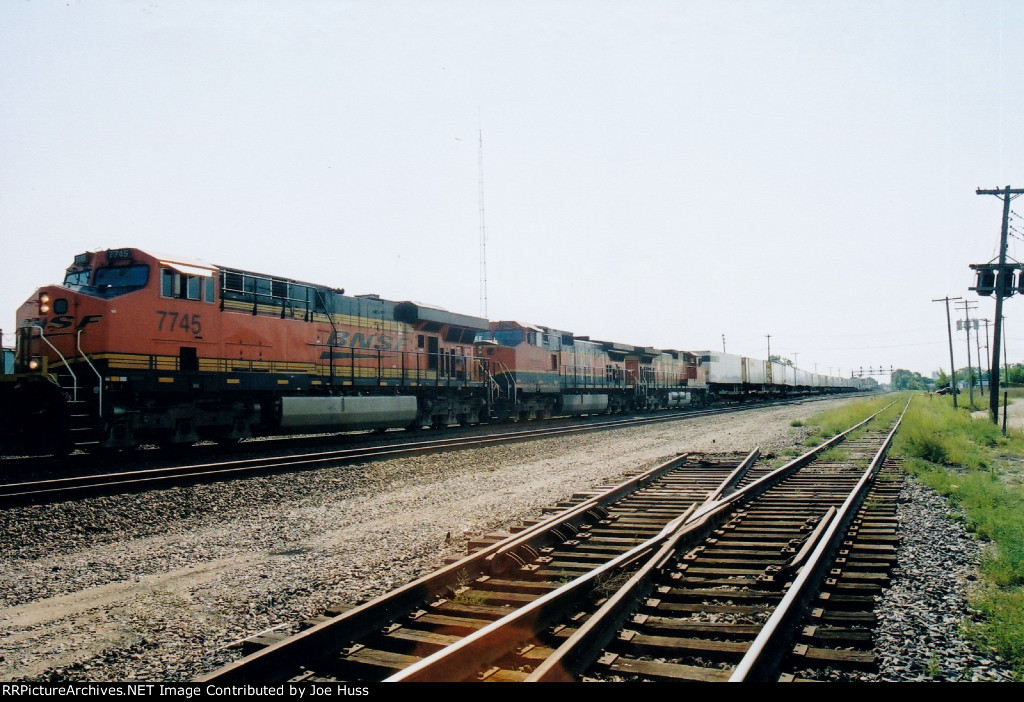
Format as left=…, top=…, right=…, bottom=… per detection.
left=2, top=247, right=728, bottom=454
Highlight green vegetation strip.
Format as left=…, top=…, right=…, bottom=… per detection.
left=771, top=395, right=897, bottom=468
left=796, top=393, right=1024, bottom=677
left=892, top=394, right=1024, bottom=678
left=799, top=393, right=902, bottom=445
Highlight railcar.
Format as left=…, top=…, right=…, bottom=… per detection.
left=695, top=350, right=867, bottom=398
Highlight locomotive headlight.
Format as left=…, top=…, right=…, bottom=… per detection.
left=28, top=358, right=41, bottom=370
left=39, top=293, right=51, bottom=313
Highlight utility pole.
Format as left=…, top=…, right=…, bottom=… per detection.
left=722, top=334, right=726, bottom=353
left=976, top=186, right=1024, bottom=423
left=976, top=319, right=986, bottom=394
left=957, top=300, right=977, bottom=405
left=978, top=321, right=987, bottom=397
left=1004, top=315, right=1009, bottom=382
left=933, top=296, right=961, bottom=408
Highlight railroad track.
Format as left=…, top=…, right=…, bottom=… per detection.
left=199, top=398, right=906, bottom=683
left=0, top=396, right=825, bottom=507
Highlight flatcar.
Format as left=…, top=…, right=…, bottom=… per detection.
left=1, top=247, right=867, bottom=455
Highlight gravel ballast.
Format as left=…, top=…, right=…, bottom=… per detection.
left=0, top=397, right=1011, bottom=682
left=863, top=480, right=1015, bottom=682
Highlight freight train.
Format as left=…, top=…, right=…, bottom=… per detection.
left=1, top=247, right=873, bottom=455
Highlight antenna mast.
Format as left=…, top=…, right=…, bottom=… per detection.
left=478, top=127, right=488, bottom=318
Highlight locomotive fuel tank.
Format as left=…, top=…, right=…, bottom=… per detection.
left=559, top=393, right=610, bottom=415
left=280, top=396, right=419, bottom=431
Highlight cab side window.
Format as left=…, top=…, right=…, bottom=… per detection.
left=162, top=268, right=213, bottom=302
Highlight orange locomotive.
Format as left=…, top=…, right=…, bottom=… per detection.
left=476, top=321, right=706, bottom=420
left=2, top=248, right=706, bottom=454
left=3, top=248, right=493, bottom=453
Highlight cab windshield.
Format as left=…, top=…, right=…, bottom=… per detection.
left=83, top=265, right=150, bottom=298
left=63, top=269, right=91, bottom=286
left=475, top=330, right=524, bottom=347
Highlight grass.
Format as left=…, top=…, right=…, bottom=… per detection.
left=816, top=446, right=850, bottom=463
left=893, top=393, right=1024, bottom=677
left=798, top=393, right=905, bottom=447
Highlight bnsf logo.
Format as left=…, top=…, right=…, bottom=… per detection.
left=325, top=330, right=408, bottom=352
left=24, top=314, right=103, bottom=331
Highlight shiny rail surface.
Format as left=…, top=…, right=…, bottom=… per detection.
left=386, top=400, right=902, bottom=682
left=198, top=400, right=906, bottom=683
left=196, top=450, right=762, bottom=683
left=0, top=397, right=810, bottom=507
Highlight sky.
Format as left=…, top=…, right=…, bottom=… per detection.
left=2, top=0, right=1023, bottom=381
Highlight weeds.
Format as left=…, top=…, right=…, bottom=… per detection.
left=452, top=588, right=489, bottom=606
left=892, top=395, right=1024, bottom=678
left=817, top=447, right=850, bottom=463
left=448, top=568, right=489, bottom=605
left=796, top=394, right=903, bottom=450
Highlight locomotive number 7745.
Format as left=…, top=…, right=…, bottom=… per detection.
left=156, top=310, right=201, bottom=335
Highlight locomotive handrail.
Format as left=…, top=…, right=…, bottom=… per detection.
left=32, top=324, right=76, bottom=402
left=494, top=360, right=517, bottom=415
left=475, top=358, right=502, bottom=407
left=76, top=329, right=103, bottom=418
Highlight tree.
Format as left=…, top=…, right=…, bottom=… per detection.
left=768, top=355, right=794, bottom=366
left=1006, top=363, right=1024, bottom=386
left=956, top=366, right=987, bottom=386
left=891, top=368, right=931, bottom=391
left=935, top=368, right=950, bottom=389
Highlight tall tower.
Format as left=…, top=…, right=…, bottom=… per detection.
left=478, top=128, right=488, bottom=318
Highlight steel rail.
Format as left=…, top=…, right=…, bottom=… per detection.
left=384, top=402, right=897, bottom=682
left=517, top=400, right=898, bottom=682
left=385, top=505, right=700, bottom=683
left=484, top=450, right=713, bottom=572
left=727, top=398, right=909, bottom=682
left=1, top=392, right=855, bottom=472
left=700, top=447, right=761, bottom=506
left=687, top=398, right=896, bottom=523
left=196, top=450, right=733, bottom=683
left=196, top=398, right=891, bottom=684
left=0, top=404, right=748, bottom=505
left=4, top=393, right=845, bottom=505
